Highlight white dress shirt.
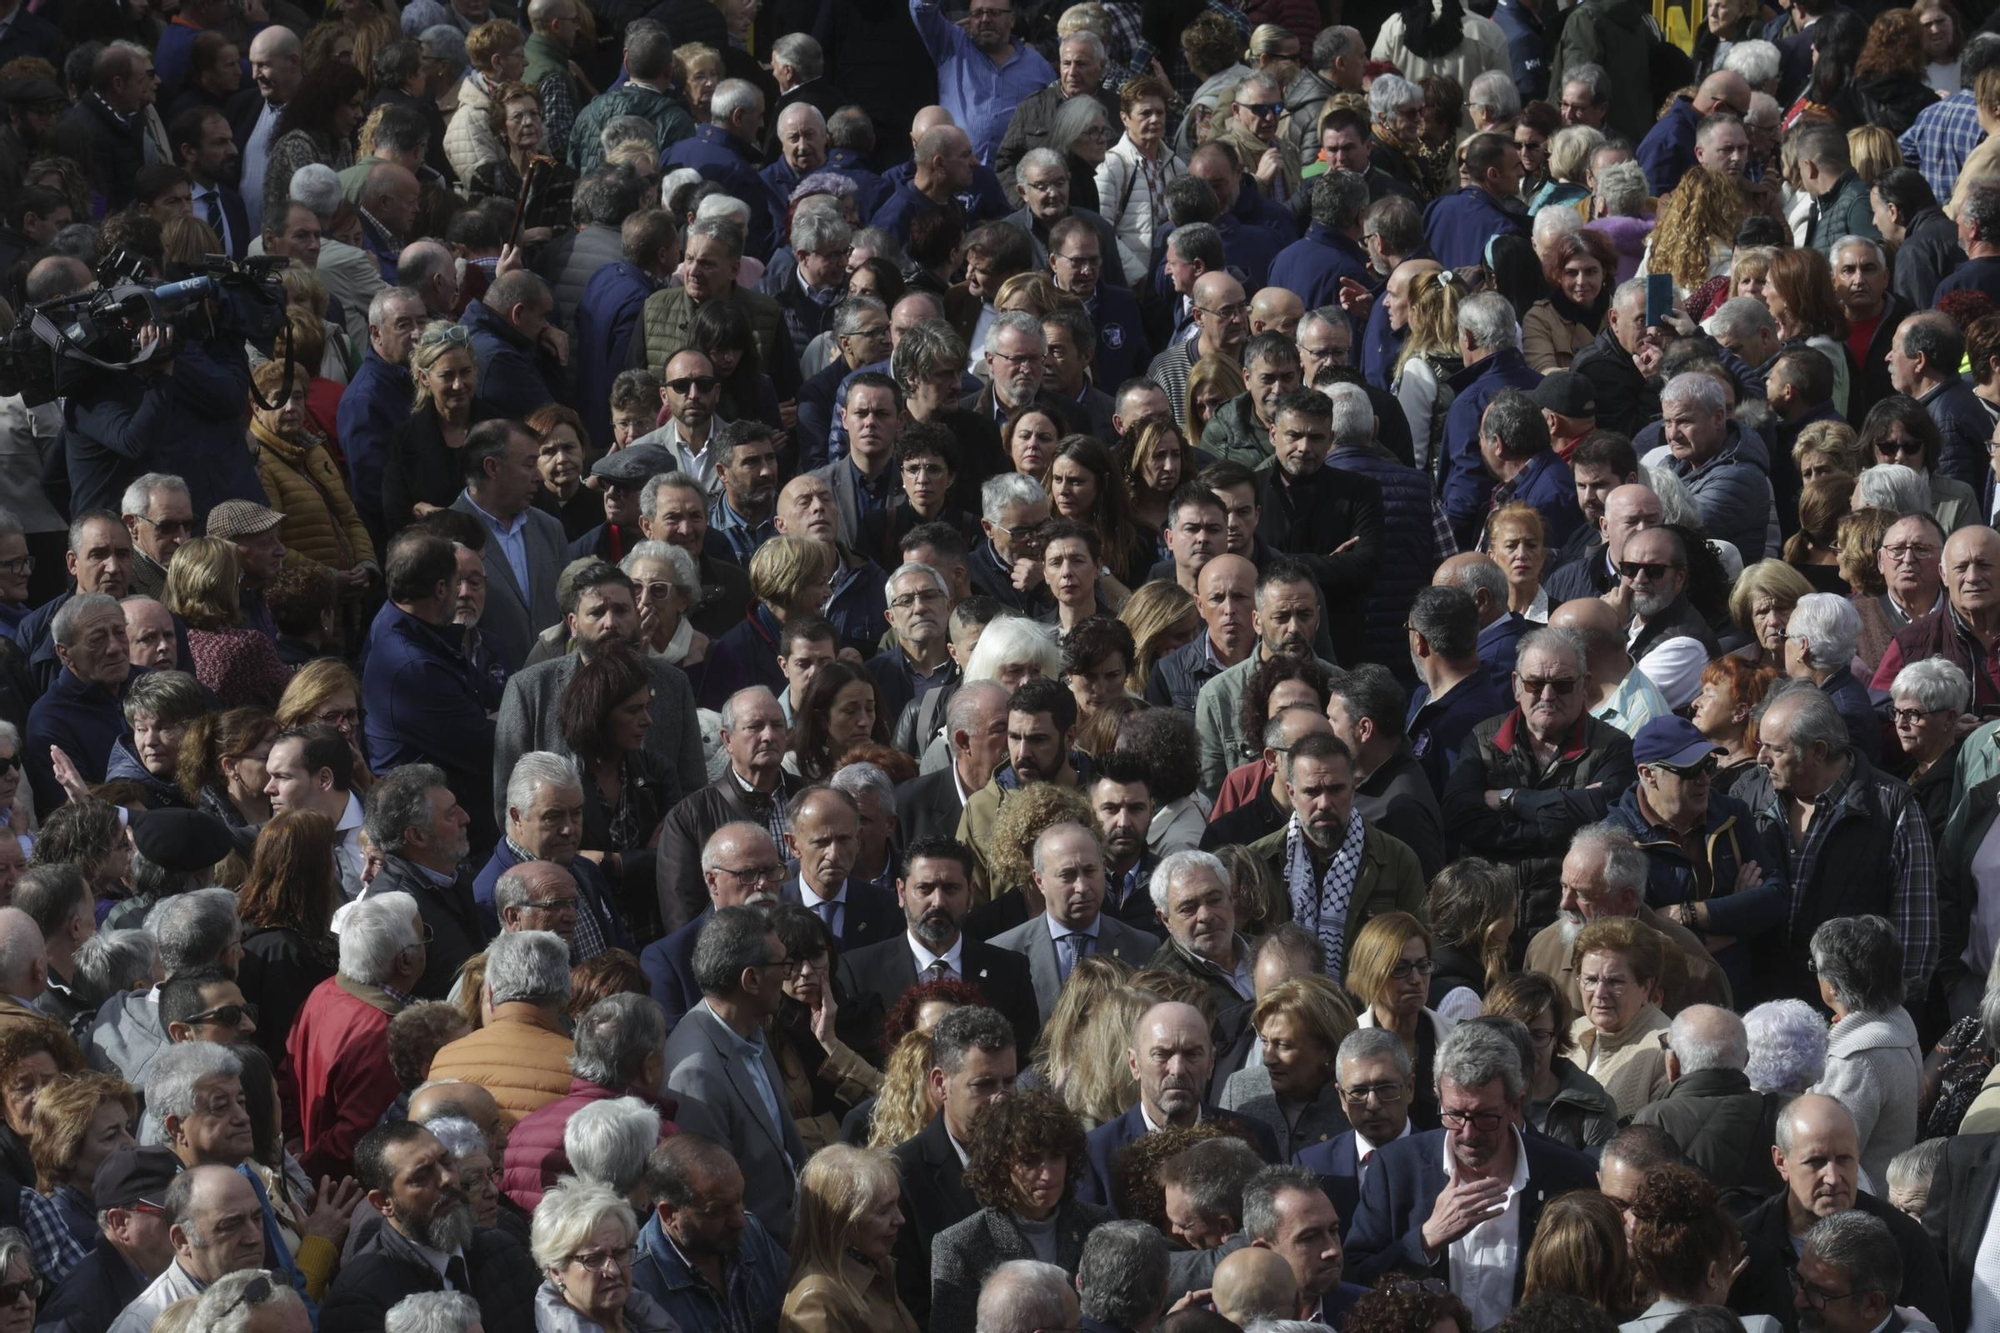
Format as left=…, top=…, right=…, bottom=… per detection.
left=1353, top=1119, right=1413, bottom=1189
left=909, top=931, right=964, bottom=981
left=335, top=792, right=367, bottom=897
left=1445, top=1127, right=1531, bottom=1331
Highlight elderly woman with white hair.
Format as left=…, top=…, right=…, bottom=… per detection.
left=1047, top=97, right=1114, bottom=215
left=1807, top=915, right=1920, bottom=1189
left=1780, top=592, right=1879, bottom=762
left=1528, top=124, right=1604, bottom=218
left=1889, top=657, right=1969, bottom=840
left=622, top=539, right=744, bottom=711
left=1852, top=461, right=1933, bottom=518
left=564, top=1098, right=660, bottom=1214
left=1743, top=998, right=1828, bottom=1095
left=388, top=1290, right=485, bottom=1333
left=917, top=615, right=1061, bottom=771
left=531, top=1178, right=676, bottom=1332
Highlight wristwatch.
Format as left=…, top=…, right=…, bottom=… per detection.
left=1499, top=788, right=1517, bottom=814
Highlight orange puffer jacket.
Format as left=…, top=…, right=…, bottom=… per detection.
left=254, top=432, right=377, bottom=573
left=426, top=1010, right=577, bottom=1128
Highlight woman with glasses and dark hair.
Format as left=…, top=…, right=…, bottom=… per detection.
left=768, top=904, right=880, bottom=1154
left=382, top=322, right=503, bottom=525
left=557, top=642, right=671, bottom=901
left=1888, top=657, right=1970, bottom=842
left=1347, top=911, right=1454, bottom=1132
left=236, top=812, right=340, bottom=1074
left=1481, top=971, right=1617, bottom=1149
left=1856, top=395, right=1978, bottom=533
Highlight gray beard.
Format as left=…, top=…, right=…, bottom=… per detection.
left=1633, top=586, right=1675, bottom=618
left=411, top=1200, right=476, bottom=1254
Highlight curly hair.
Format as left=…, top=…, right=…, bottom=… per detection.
left=1647, top=167, right=1744, bottom=291
left=1966, top=314, right=2000, bottom=387
left=0, top=1017, right=85, bottom=1134
left=1116, top=707, right=1200, bottom=806
left=884, top=978, right=985, bottom=1054
left=1236, top=654, right=1335, bottom=749
left=1627, top=1164, right=1741, bottom=1300
left=1483, top=970, right=1576, bottom=1059
left=961, top=1086, right=1087, bottom=1210
left=1935, top=287, right=1998, bottom=332
left=1791, top=418, right=1865, bottom=478
left=867, top=1029, right=937, bottom=1149
left=989, top=781, right=1094, bottom=907
left=1110, top=1120, right=1251, bottom=1228
left=1343, top=1276, right=1476, bottom=1333
left=1837, top=506, right=1896, bottom=597
left=1522, top=1190, right=1635, bottom=1315
left=1856, top=8, right=1927, bottom=81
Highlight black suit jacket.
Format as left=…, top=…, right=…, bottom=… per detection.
left=891, top=1114, right=978, bottom=1325
left=1736, top=1186, right=1953, bottom=1333
left=1924, top=1132, right=2000, bottom=1333
left=1078, top=1102, right=1280, bottom=1212
left=1345, top=1127, right=1597, bottom=1298
left=778, top=873, right=901, bottom=952
left=1256, top=463, right=1384, bottom=666
left=896, top=766, right=964, bottom=847
left=320, top=1219, right=540, bottom=1333
left=1295, top=1128, right=1364, bottom=1241
left=837, top=930, right=1041, bottom=1061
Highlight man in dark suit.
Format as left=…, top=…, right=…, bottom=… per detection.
left=1794, top=1212, right=1928, bottom=1333
left=640, top=821, right=784, bottom=1026
left=169, top=106, right=249, bottom=259
left=1345, top=1022, right=1596, bottom=1327
left=780, top=784, right=901, bottom=955
left=1730, top=1094, right=1953, bottom=1333
left=1243, top=1165, right=1370, bottom=1325
left=1296, top=1026, right=1417, bottom=1243
left=896, top=682, right=1008, bottom=847
left=1079, top=1000, right=1280, bottom=1212
left=890, top=1004, right=1020, bottom=1325
left=319, top=1121, right=539, bottom=1333
left=836, top=834, right=1040, bottom=1061
left=447, top=421, right=568, bottom=671
left=1922, top=1130, right=2000, bottom=1333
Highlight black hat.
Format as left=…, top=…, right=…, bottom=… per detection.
left=93, top=1145, right=182, bottom=1212
left=129, top=809, right=237, bottom=875
left=0, top=78, right=65, bottom=109
left=1530, top=371, right=1597, bottom=420
left=589, top=443, right=675, bottom=487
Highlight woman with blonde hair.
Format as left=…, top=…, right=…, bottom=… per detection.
left=992, top=272, right=1063, bottom=318
left=1392, top=269, right=1466, bottom=472
left=1349, top=912, right=1454, bottom=1131
left=1220, top=975, right=1355, bottom=1158
left=1122, top=415, right=1189, bottom=539
left=1485, top=502, right=1549, bottom=620
left=1426, top=859, right=1515, bottom=1019
left=675, top=43, right=724, bottom=123
left=716, top=535, right=837, bottom=674
left=530, top=1178, right=673, bottom=1331
left=1728, top=245, right=1774, bottom=303
left=1037, top=969, right=1147, bottom=1127
left=161, top=216, right=222, bottom=268
left=277, top=658, right=371, bottom=791
left=867, top=1031, right=939, bottom=1150
left=166, top=538, right=292, bottom=708
left=1792, top=418, right=1865, bottom=486
left=1727, top=558, right=1815, bottom=669
left=783, top=1144, right=920, bottom=1333
left=1120, top=579, right=1199, bottom=696
left=20, top=1070, right=133, bottom=1283
left=1522, top=1189, right=1636, bottom=1316
left=1847, top=124, right=1903, bottom=183
left=384, top=323, right=500, bottom=523
left=1642, top=166, right=1743, bottom=290
left=1185, top=356, right=1246, bottom=446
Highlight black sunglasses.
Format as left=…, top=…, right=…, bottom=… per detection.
left=1618, top=560, right=1684, bottom=580
left=0, top=1275, right=42, bottom=1307
left=0, top=756, right=17, bottom=775
left=188, top=1002, right=258, bottom=1028
left=665, top=375, right=720, bottom=395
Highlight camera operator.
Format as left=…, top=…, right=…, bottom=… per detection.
left=48, top=253, right=268, bottom=518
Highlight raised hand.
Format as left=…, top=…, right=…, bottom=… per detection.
left=1420, top=1165, right=1509, bottom=1255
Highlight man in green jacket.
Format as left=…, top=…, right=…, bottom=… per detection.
left=566, top=19, right=696, bottom=173
left=1200, top=330, right=1302, bottom=470
left=1796, top=122, right=1883, bottom=255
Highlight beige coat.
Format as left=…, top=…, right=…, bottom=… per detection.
left=1522, top=299, right=1597, bottom=373
left=1569, top=1004, right=1672, bottom=1119
left=781, top=1255, right=921, bottom=1333
left=444, top=73, right=503, bottom=184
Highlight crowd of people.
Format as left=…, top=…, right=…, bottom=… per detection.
left=0, top=0, right=1990, bottom=1330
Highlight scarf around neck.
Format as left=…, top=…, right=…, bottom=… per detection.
left=1284, top=809, right=1366, bottom=978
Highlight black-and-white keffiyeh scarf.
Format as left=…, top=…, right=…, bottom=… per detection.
left=1284, top=810, right=1366, bottom=978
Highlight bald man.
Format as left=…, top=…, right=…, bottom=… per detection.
left=1547, top=596, right=1670, bottom=736
left=1251, top=287, right=1306, bottom=338
left=1548, top=481, right=1664, bottom=601
left=1636, top=71, right=1753, bottom=196
left=1213, top=1245, right=1300, bottom=1326
left=0, top=907, right=46, bottom=1029
left=874, top=107, right=1012, bottom=241
left=1871, top=524, right=2000, bottom=712
left=1079, top=1000, right=1278, bottom=1208
left=1729, top=1094, right=1951, bottom=1332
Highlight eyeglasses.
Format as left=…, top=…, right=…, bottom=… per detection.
left=418, top=324, right=471, bottom=347
left=211, top=1273, right=274, bottom=1318
left=1788, top=1269, right=1863, bottom=1310
left=717, top=863, right=786, bottom=884
left=0, top=554, right=34, bottom=577
left=1657, top=755, right=1718, bottom=780
left=133, top=515, right=193, bottom=538
left=1388, top=957, right=1436, bottom=980
left=1342, top=1081, right=1407, bottom=1104
left=1882, top=543, right=1939, bottom=562
left=1439, top=1107, right=1508, bottom=1132
left=902, top=461, right=948, bottom=478
left=187, top=1002, right=258, bottom=1028
left=1528, top=1027, right=1557, bottom=1048
left=1875, top=438, right=1925, bottom=457
left=1054, top=252, right=1102, bottom=269
left=523, top=895, right=579, bottom=912
left=1240, top=101, right=1286, bottom=118
left=1196, top=302, right=1250, bottom=321
left=0, top=756, right=18, bottom=775
left=842, top=324, right=891, bottom=341
left=666, top=375, right=720, bottom=395
left=568, top=1245, right=635, bottom=1272
left=1892, top=705, right=1950, bottom=724
left=989, top=349, right=1045, bottom=370
left=1618, top=560, right=1683, bottom=580
left=314, top=707, right=360, bottom=727
left=1517, top=675, right=1579, bottom=697
left=891, top=589, right=947, bottom=609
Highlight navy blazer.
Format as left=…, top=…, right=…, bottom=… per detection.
left=640, top=907, right=709, bottom=1028
left=778, top=874, right=901, bottom=953
left=1078, top=1103, right=1280, bottom=1213
left=1345, top=1127, right=1597, bottom=1296
left=1295, top=1128, right=1363, bottom=1241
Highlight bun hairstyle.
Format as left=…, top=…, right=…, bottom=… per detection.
left=1628, top=1163, right=1741, bottom=1300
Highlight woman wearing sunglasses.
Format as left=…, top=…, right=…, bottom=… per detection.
left=0, top=1226, right=40, bottom=1333
left=1348, top=912, right=1454, bottom=1133
left=382, top=322, right=503, bottom=526
left=1855, top=395, right=1979, bottom=535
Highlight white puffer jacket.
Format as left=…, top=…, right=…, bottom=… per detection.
left=443, top=73, right=502, bottom=184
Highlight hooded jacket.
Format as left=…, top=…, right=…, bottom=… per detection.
left=85, top=988, right=168, bottom=1088
left=1663, top=420, right=1774, bottom=560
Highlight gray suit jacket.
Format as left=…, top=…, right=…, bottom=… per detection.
left=661, top=1003, right=807, bottom=1247
left=986, top=912, right=1159, bottom=1022
left=492, top=651, right=707, bottom=824
left=930, top=1200, right=1110, bottom=1333
left=447, top=494, right=567, bottom=669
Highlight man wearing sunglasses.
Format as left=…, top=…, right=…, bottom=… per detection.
left=161, top=970, right=258, bottom=1046
left=1612, top=525, right=1719, bottom=711
left=1523, top=813, right=1733, bottom=1018
left=1345, top=1022, right=1596, bottom=1325
left=1440, top=627, right=1637, bottom=942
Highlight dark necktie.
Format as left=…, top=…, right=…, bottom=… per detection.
left=201, top=189, right=224, bottom=243
left=444, top=1253, right=470, bottom=1291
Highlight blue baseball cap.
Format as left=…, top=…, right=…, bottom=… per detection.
left=1632, top=715, right=1721, bottom=769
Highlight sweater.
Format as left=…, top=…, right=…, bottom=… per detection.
left=1811, top=1007, right=1921, bottom=1192
left=1569, top=1003, right=1671, bottom=1119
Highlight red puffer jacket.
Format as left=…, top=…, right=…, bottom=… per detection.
left=500, top=1078, right=680, bottom=1212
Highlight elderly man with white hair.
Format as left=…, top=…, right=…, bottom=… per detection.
left=474, top=750, right=623, bottom=956
left=289, top=891, right=426, bottom=1180
left=1703, top=295, right=1783, bottom=373
left=976, top=1259, right=1081, bottom=1333
left=1631, top=1004, right=1781, bottom=1195
left=995, top=29, right=1114, bottom=188
left=187, top=1267, right=312, bottom=1333
left=1654, top=371, right=1773, bottom=560
left=663, top=77, right=784, bottom=260
left=0, top=906, right=45, bottom=1030
left=1784, top=593, right=1880, bottom=762
left=1440, top=291, right=1541, bottom=547
left=427, top=930, right=577, bottom=1128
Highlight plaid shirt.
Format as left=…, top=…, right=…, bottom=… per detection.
left=1099, top=2, right=1156, bottom=95
left=1429, top=493, right=1459, bottom=563
left=504, top=836, right=609, bottom=963
left=18, top=1185, right=89, bottom=1284
left=1900, top=90, right=1984, bottom=203
left=1772, top=761, right=1939, bottom=995
left=538, top=71, right=578, bottom=171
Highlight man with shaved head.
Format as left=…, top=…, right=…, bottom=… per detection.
left=1548, top=596, right=1670, bottom=736
left=1251, top=286, right=1306, bottom=337
left=1636, top=70, right=1752, bottom=194
left=872, top=119, right=978, bottom=246
left=1213, top=1244, right=1300, bottom=1325
left=1079, top=996, right=1278, bottom=1208
left=1549, top=480, right=1663, bottom=600
left=1728, top=1094, right=1950, bottom=1330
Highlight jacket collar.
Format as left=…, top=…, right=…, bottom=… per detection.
left=1491, top=708, right=1590, bottom=761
